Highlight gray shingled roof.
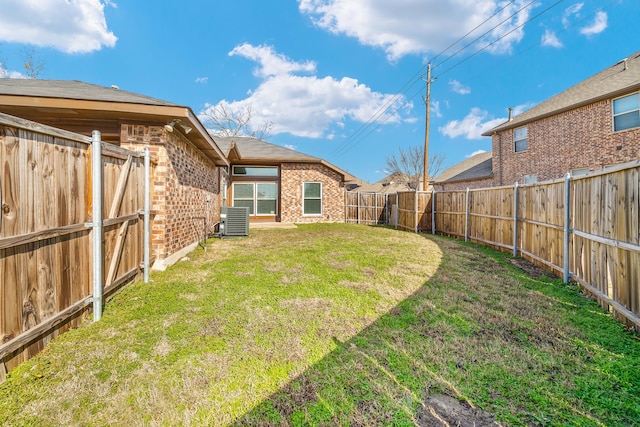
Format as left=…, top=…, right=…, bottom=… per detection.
left=214, top=136, right=355, bottom=180
left=0, top=79, right=180, bottom=107
left=214, top=136, right=320, bottom=161
left=433, top=151, right=493, bottom=183
left=484, top=50, right=640, bottom=135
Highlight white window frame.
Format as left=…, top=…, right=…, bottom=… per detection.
left=232, top=182, right=278, bottom=216
left=612, top=92, right=640, bottom=132
left=514, top=126, right=528, bottom=152
left=302, top=182, right=322, bottom=216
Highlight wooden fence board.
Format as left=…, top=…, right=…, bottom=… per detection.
left=1, top=117, right=148, bottom=376
left=345, top=162, right=640, bottom=328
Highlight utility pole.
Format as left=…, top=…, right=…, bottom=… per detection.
left=423, top=62, right=433, bottom=192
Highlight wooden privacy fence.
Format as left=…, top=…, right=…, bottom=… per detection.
left=346, top=160, right=640, bottom=329
left=0, top=113, right=152, bottom=380
left=345, top=191, right=432, bottom=232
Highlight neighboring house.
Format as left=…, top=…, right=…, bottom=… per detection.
left=348, top=172, right=427, bottom=193
left=0, top=79, right=228, bottom=270
left=432, top=151, right=493, bottom=191
left=213, top=136, right=354, bottom=224
left=483, top=50, right=640, bottom=185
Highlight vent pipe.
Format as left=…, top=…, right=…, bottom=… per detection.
left=508, top=107, right=513, bottom=121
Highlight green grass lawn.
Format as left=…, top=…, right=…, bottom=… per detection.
left=1, top=223, right=639, bottom=426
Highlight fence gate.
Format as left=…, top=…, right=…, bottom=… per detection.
left=345, top=192, right=388, bottom=225
left=0, top=113, right=151, bottom=381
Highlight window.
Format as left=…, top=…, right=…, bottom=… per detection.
left=303, top=182, right=322, bottom=215
left=232, top=182, right=278, bottom=215
left=571, top=168, right=590, bottom=177
left=232, top=166, right=278, bottom=176
left=256, top=183, right=277, bottom=215
left=522, top=174, right=537, bottom=185
left=514, top=126, right=528, bottom=152
left=613, top=93, right=640, bottom=131
left=232, top=183, right=255, bottom=214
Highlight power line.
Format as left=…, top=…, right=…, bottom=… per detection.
left=430, top=0, right=521, bottom=65
left=331, top=1, right=538, bottom=158
left=332, top=82, right=425, bottom=157
left=433, top=0, right=539, bottom=70
left=433, top=0, right=566, bottom=79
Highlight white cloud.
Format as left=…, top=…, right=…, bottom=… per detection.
left=230, top=43, right=316, bottom=78
left=201, top=44, right=411, bottom=138
left=298, top=0, right=535, bottom=60
left=0, top=0, right=117, bottom=53
left=562, top=3, right=583, bottom=27
left=449, top=79, right=471, bottom=95
left=439, top=107, right=505, bottom=140
left=0, top=65, right=26, bottom=79
left=439, top=103, right=532, bottom=140
left=541, top=28, right=563, bottom=48
left=284, top=144, right=298, bottom=150
left=466, top=149, right=487, bottom=158
left=431, top=100, right=442, bottom=118
left=580, top=11, right=607, bottom=36
left=195, top=77, right=209, bottom=84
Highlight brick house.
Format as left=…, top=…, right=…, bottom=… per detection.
left=214, top=136, right=354, bottom=224
left=484, top=50, right=640, bottom=186
left=0, top=79, right=228, bottom=270
left=432, top=151, right=493, bottom=191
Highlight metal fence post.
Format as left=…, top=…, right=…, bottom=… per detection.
left=563, top=172, right=571, bottom=283
left=513, top=181, right=519, bottom=257
left=143, top=147, right=151, bottom=283
left=414, top=190, right=419, bottom=233
left=431, top=190, right=436, bottom=235
left=395, top=193, right=399, bottom=230
left=385, top=193, right=389, bottom=225
left=91, top=131, right=103, bottom=322
left=357, top=192, right=361, bottom=225
left=465, top=187, right=470, bottom=242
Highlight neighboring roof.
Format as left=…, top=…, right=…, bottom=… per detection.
left=0, top=79, right=228, bottom=166
left=433, top=151, right=493, bottom=184
left=215, top=136, right=319, bottom=162
left=0, top=79, right=178, bottom=107
left=214, top=136, right=355, bottom=180
left=484, top=50, right=640, bottom=135
left=347, top=172, right=422, bottom=193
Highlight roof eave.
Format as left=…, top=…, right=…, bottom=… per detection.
left=483, top=82, right=640, bottom=136
left=435, top=173, right=494, bottom=185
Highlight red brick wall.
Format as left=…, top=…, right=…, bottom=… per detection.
left=280, top=163, right=345, bottom=223
left=121, top=125, right=220, bottom=262
left=492, top=98, right=640, bottom=185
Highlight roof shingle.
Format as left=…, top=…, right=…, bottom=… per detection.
left=484, top=50, right=640, bottom=135
left=0, top=79, right=179, bottom=107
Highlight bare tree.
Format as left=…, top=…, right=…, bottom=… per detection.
left=385, top=145, right=446, bottom=190
left=21, top=47, right=44, bottom=79
left=0, top=45, right=8, bottom=78
left=0, top=45, right=44, bottom=79
left=201, top=103, right=273, bottom=140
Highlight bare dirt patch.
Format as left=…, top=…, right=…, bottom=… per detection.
left=416, top=394, right=499, bottom=427
left=508, top=257, right=556, bottom=279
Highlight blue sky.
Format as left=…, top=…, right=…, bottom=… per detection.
left=0, top=0, right=637, bottom=183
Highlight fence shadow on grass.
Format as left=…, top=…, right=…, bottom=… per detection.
left=231, top=234, right=640, bottom=426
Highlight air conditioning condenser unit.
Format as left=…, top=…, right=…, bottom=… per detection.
left=220, top=206, right=249, bottom=237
